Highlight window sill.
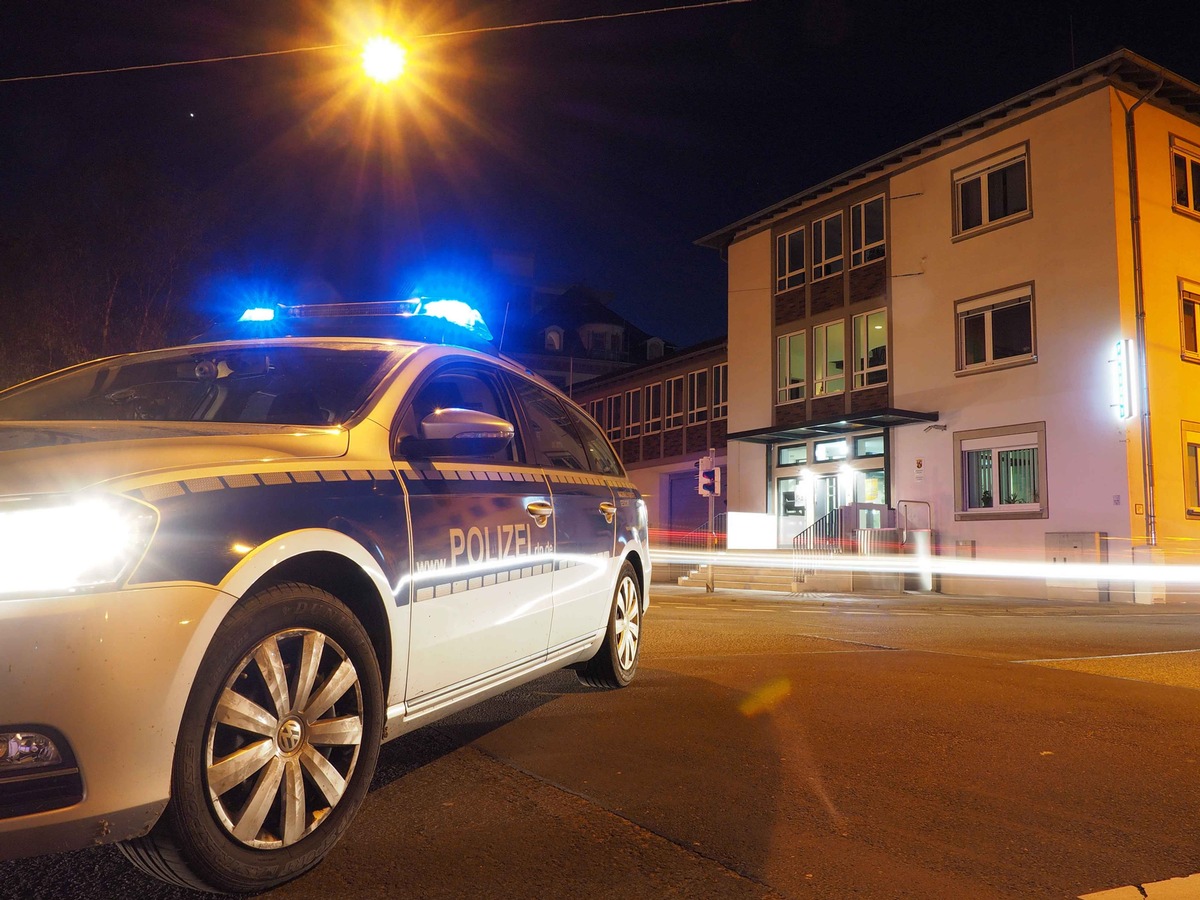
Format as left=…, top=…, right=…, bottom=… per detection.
left=1171, top=203, right=1200, bottom=224
left=1182, top=352, right=1200, bottom=365
left=951, top=209, right=1033, bottom=243
left=955, top=356, right=1036, bottom=377
left=1186, top=506, right=1200, bottom=519
left=955, top=507, right=1047, bottom=521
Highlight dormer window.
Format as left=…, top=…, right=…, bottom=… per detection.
left=646, top=337, right=664, bottom=360
left=544, top=326, right=564, bottom=352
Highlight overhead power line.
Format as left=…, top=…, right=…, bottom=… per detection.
left=0, top=0, right=753, bottom=85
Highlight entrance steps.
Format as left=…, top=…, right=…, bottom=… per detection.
left=677, top=564, right=797, bottom=593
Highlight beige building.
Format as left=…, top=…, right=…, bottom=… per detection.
left=698, top=50, right=1200, bottom=599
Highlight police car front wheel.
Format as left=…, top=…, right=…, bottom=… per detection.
left=577, top=561, right=642, bottom=689
left=118, top=582, right=384, bottom=894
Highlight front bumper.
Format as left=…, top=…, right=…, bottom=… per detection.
left=0, top=583, right=234, bottom=860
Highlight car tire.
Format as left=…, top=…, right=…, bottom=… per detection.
left=577, top=560, right=642, bottom=689
left=118, top=582, right=384, bottom=893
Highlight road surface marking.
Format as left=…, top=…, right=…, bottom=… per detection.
left=1016, top=648, right=1200, bottom=664
left=1080, top=871, right=1200, bottom=898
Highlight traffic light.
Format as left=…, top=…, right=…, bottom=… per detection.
left=697, top=456, right=721, bottom=496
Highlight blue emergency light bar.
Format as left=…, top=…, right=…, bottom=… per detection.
left=199, top=297, right=495, bottom=348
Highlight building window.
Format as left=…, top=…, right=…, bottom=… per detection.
left=954, top=422, right=1047, bottom=519
left=812, top=212, right=844, bottom=280
left=1185, top=423, right=1200, bottom=517
left=645, top=382, right=662, bottom=434
left=956, top=285, right=1035, bottom=372
left=1182, top=287, right=1200, bottom=361
left=605, top=394, right=623, bottom=441
left=544, top=327, right=563, bottom=351
left=665, top=376, right=684, bottom=429
left=814, top=438, right=849, bottom=462
left=778, top=444, right=807, bottom=466
left=687, top=369, right=709, bottom=425
left=775, top=227, right=806, bottom=293
left=1173, top=142, right=1200, bottom=216
left=851, top=195, right=886, bottom=267
left=813, top=320, right=845, bottom=396
left=776, top=330, right=806, bottom=404
left=852, top=308, right=888, bottom=388
left=713, top=364, right=729, bottom=420
left=624, top=388, right=642, bottom=438
left=854, top=434, right=884, bottom=458
left=953, top=148, right=1029, bottom=235
left=587, top=399, right=605, bottom=430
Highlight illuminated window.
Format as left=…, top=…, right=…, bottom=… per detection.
left=1185, top=423, right=1200, bottom=517
left=1172, top=143, right=1200, bottom=216
left=954, top=423, right=1047, bottom=518
left=712, top=364, right=729, bottom=420
left=854, top=434, right=884, bottom=458
left=775, top=227, right=806, bottom=293
left=1182, top=288, right=1200, bottom=361
left=624, top=388, right=642, bottom=438
left=605, top=394, right=623, bottom=441
left=644, top=382, right=662, bottom=434
left=813, top=320, right=845, bottom=396
left=954, top=148, right=1029, bottom=236
left=778, top=444, right=807, bottom=466
left=687, top=370, right=709, bottom=425
left=665, top=376, right=684, bottom=429
left=812, top=212, right=844, bottom=280
left=956, top=285, right=1035, bottom=372
left=776, top=330, right=806, bottom=404
left=851, top=195, right=886, bottom=267
left=544, top=327, right=563, bottom=351
left=853, top=309, right=888, bottom=388
left=814, top=438, right=848, bottom=462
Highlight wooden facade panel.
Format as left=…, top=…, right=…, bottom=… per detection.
left=849, top=260, right=887, bottom=304
left=850, top=385, right=890, bottom=412
left=810, top=275, right=844, bottom=316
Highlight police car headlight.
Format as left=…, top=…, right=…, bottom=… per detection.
left=0, top=495, right=158, bottom=598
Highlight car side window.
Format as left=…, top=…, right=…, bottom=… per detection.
left=397, top=365, right=517, bottom=462
left=562, top=402, right=623, bottom=476
left=509, top=376, right=591, bottom=471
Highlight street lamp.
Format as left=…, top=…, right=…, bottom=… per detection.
left=362, top=36, right=407, bottom=84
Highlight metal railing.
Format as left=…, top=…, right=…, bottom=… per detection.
left=792, top=508, right=847, bottom=580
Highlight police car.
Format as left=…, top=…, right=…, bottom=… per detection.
left=0, top=298, right=649, bottom=893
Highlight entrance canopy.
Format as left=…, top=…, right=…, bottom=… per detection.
left=728, top=408, right=939, bottom=444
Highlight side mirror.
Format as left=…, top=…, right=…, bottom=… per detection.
left=398, top=407, right=515, bottom=458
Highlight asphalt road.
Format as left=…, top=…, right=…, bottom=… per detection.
left=7, top=585, right=1200, bottom=899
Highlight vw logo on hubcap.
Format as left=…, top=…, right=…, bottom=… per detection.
left=277, top=717, right=304, bottom=754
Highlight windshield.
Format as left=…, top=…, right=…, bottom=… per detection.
left=0, top=344, right=402, bottom=425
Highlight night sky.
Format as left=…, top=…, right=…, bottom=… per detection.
left=1, top=0, right=1196, bottom=348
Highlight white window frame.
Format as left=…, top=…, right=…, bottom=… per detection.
left=624, top=387, right=642, bottom=438
left=955, top=284, right=1036, bottom=372
left=605, top=394, right=623, bottom=441
left=1172, top=137, right=1200, bottom=218
left=1182, top=285, right=1200, bottom=361
left=775, top=226, right=806, bottom=293
left=712, top=364, right=728, bottom=420
left=687, top=369, right=709, bottom=425
left=953, top=422, right=1047, bottom=519
left=587, top=398, right=605, bottom=431
left=852, top=308, right=888, bottom=389
left=776, top=330, right=806, bottom=404
left=850, top=195, right=886, bottom=267
left=811, top=212, right=844, bottom=281
left=953, top=147, right=1030, bottom=237
left=644, top=382, right=663, bottom=434
left=665, top=376, right=684, bottom=429
left=812, top=320, right=846, bottom=396
left=1185, top=422, right=1200, bottom=517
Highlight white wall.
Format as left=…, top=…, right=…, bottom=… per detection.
left=726, top=230, right=773, bottom=525
left=889, top=86, right=1133, bottom=587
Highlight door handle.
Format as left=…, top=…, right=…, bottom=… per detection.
left=598, top=501, right=617, bottom=525
left=526, top=500, right=553, bottom=528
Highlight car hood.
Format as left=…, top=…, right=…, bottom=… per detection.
left=0, top=422, right=352, bottom=497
